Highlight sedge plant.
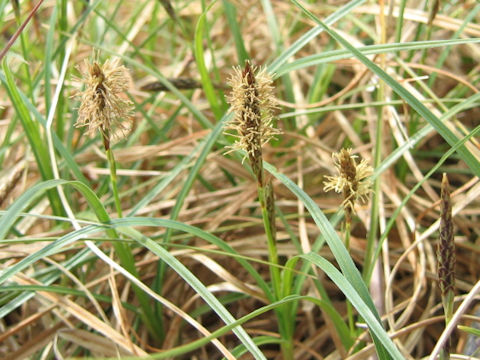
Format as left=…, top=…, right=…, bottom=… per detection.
left=224, top=60, right=296, bottom=359
left=2, top=0, right=480, bottom=358
left=74, top=56, right=162, bottom=341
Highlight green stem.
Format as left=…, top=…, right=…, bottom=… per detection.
left=344, top=221, right=351, bottom=251
left=443, top=290, right=454, bottom=324
left=281, top=338, right=294, bottom=360
left=347, top=300, right=355, bottom=335
left=439, top=289, right=454, bottom=360
left=257, top=175, right=293, bottom=359
left=257, top=184, right=281, bottom=300
left=105, top=143, right=163, bottom=343
left=106, top=148, right=123, bottom=218
left=363, top=66, right=384, bottom=282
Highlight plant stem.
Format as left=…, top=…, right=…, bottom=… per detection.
left=344, top=221, right=351, bottom=251
left=258, top=181, right=281, bottom=299
left=106, top=147, right=123, bottom=218
left=104, top=138, right=164, bottom=343
left=257, top=176, right=293, bottom=359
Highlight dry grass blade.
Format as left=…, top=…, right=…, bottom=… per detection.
left=57, top=329, right=132, bottom=357
left=12, top=274, right=148, bottom=356
left=0, top=159, right=25, bottom=207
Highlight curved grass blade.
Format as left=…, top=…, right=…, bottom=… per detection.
left=275, top=38, right=480, bottom=78
left=300, top=253, right=403, bottom=360
left=0, top=179, right=109, bottom=240
left=223, top=0, right=249, bottom=64
left=119, top=217, right=270, bottom=300
left=262, top=160, right=394, bottom=359
left=194, top=1, right=224, bottom=120
left=366, top=123, right=480, bottom=282
left=1, top=62, right=63, bottom=217
left=0, top=178, right=162, bottom=339
left=115, top=223, right=267, bottom=360
left=281, top=256, right=353, bottom=350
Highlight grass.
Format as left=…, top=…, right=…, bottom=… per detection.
left=1, top=0, right=480, bottom=359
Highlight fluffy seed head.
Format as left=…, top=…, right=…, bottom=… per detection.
left=74, top=58, right=134, bottom=140
left=224, top=61, right=280, bottom=162
left=323, top=148, right=373, bottom=222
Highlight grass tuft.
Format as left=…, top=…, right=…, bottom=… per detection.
left=1, top=0, right=479, bottom=358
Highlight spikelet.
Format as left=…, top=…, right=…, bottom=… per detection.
left=438, top=174, right=455, bottom=296
left=224, top=61, right=280, bottom=185
left=74, top=58, right=133, bottom=149
left=323, top=148, right=373, bottom=224
left=437, top=173, right=456, bottom=358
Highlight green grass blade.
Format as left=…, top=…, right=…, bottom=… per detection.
left=0, top=63, right=64, bottom=217
left=0, top=179, right=107, bottom=240
left=117, top=217, right=271, bottom=300
left=367, top=123, right=480, bottom=282
left=263, top=162, right=374, bottom=310
left=263, top=160, right=394, bottom=358
left=275, top=38, right=480, bottom=77
left=223, top=0, right=249, bottom=64
left=43, top=3, right=57, bottom=112
left=116, top=51, right=214, bottom=129
left=282, top=256, right=353, bottom=350
left=0, top=223, right=103, bottom=286
left=0, top=285, right=138, bottom=312
left=158, top=113, right=231, bottom=252
left=117, top=224, right=267, bottom=360
left=428, top=4, right=480, bottom=87
left=301, top=253, right=403, bottom=360
left=194, top=1, right=224, bottom=120
left=0, top=178, right=163, bottom=340
left=149, top=115, right=233, bottom=310
left=0, top=248, right=93, bottom=319
left=375, top=91, right=480, bottom=177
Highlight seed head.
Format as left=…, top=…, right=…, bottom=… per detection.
left=438, top=173, right=455, bottom=297
left=225, top=61, right=280, bottom=160
left=323, top=148, right=373, bottom=223
left=437, top=173, right=456, bottom=357
left=74, top=58, right=134, bottom=142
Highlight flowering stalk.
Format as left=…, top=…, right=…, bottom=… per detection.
left=225, top=61, right=281, bottom=290
left=225, top=61, right=292, bottom=358
left=323, top=148, right=373, bottom=335
left=75, top=59, right=133, bottom=217
left=438, top=173, right=455, bottom=359
left=75, top=57, right=162, bottom=342
left=225, top=61, right=280, bottom=282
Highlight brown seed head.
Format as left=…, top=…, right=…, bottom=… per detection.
left=438, top=173, right=455, bottom=297
left=74, top=58, right=134, bottom=141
